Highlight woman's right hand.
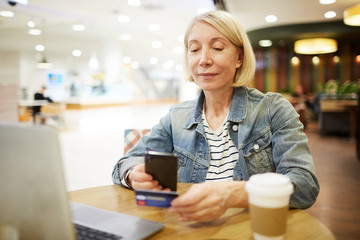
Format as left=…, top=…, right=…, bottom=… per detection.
left=127, top=164, right=164, bottom=190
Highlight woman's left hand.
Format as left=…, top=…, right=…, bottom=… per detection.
left=168, top=181, right=248, bottom=222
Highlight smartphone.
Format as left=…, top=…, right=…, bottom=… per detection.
left=145, top=151, right=178, bottom=191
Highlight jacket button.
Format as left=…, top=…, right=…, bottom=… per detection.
left=232, top=125, right=238, bottom=132
left=254, top=144, right=259, bottom=150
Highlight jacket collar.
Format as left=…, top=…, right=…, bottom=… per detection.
left=185, top=87, right=248, bottom=129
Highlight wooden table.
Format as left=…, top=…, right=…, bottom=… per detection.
left=68, top=184, right=335, bottom=240
left=320, top=99, right=358, bottom=138
left=338, top=100, right=358, bottom=139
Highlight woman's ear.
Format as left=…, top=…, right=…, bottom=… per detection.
left=236, top=50, right=243, bottom=68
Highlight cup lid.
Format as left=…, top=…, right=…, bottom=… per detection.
left=245, top=173, right=294, bottom=197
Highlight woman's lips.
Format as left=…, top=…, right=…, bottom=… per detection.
left=198, top=73, right=217, bottom=77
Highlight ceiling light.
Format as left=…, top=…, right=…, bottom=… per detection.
left=291, top=56, right=300, bottom=65
left=356, top=55, right=360, bottom=64
left=152, top=40, right=162, bottom=48
left=294, top=38, right=337, bottom=54
left=89, top=55, right=100, bottom=72
left=118, top=15, right=130, bottom=23
left=28, top=29, right=42, bottom=35
left=259, top=40, right=272, bottom=47
left=28, top=21, right=35, bottom=28
left=128, top=0, right=141, bottom=7
left=333, top=56, right=340, bottom=63
left=265, top=15, right=277, bottom=23
left=37, top=62, right=52, bottom=69
left=37, top=57, right=52, bottom=69
left=35, top=44, right=45, bottom=52
left=324, top=11, right=336, bottom=19
left=119, top=34, right=132, bottom=41
left=72, top=49, right=82, bottom=57
left=148, top=24, right=160, bottom=31
left=72, top=24, right=86, bottom=31
left=344, top=4, right=360, bottom=26
left=0, top=10, right=15, bottom=18
left=319, top=0, right=336, bottom=4
left=312, top=56, right=320, bottom=65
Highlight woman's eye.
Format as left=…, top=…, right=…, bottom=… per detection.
left=189, top=49, right=199, bottom=53
left=214, top=47, right=223, bottom=51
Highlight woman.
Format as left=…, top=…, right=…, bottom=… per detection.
left=112, top=10, right=319, bottom=222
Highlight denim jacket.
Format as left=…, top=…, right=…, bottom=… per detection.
left=112, top=87, right=319, bottom=209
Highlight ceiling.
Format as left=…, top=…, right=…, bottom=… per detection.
left=0, top=0, right=359, bottom=70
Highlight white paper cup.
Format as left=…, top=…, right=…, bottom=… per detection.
left=245, top=173, right=294, bottom=240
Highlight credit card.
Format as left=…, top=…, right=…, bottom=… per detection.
left=135, top=189, right=178, bottom=208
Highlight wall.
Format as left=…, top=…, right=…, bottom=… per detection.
left=0, top=84, right=18, bottom=123
left=0, top=51, right=20, bottom=86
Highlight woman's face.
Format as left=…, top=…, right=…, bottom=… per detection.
left=187, top=20, right=242, bottom=93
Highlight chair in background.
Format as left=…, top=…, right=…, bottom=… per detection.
left=281, top=93, right=307, bottom=129
left=39, top=102, right=66, bottom=127
left=123, top=129, right=150, bottom=155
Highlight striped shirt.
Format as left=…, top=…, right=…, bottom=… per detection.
left=202, top=110, right=238, bottom=182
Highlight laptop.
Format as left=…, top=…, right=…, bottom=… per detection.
left=0, top=123, right=164, bottom=240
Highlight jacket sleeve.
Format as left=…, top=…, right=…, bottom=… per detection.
left=269, top=93, right=320, bottom=209
left=112, top=111, right=174, bottom=187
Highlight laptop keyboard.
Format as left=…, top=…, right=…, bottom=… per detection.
left=75, top=223, right=123, bottom=240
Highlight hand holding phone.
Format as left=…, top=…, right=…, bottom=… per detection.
left=145, top=151, right=178, bottom=191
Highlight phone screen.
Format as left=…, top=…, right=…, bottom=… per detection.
left=145, top=151, right=178, bottom=191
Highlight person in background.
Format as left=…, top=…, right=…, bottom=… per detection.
left=32, top=85, right=53, bottom=124
left=112, top=10, right=319, bottom=222
left=292, top=84, right=318, bottom=122
left=293, top=84, right=305, bottom=98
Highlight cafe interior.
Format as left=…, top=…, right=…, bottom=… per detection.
left=0, top=0, right=359, bottom=239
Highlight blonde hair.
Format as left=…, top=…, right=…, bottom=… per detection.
left=184, top=10, right=256, bottom=87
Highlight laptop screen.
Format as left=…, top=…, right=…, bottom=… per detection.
left=0, top=123, right=164, bottom=240
left=0, top=123, right=76, bottom=239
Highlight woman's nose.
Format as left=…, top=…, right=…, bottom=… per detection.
left=199, top=50, right=212, bottom=66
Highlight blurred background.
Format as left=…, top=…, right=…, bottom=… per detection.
left=1, top=0, right=359, bottom=105
left=0, top=1, right=359, bottom=239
